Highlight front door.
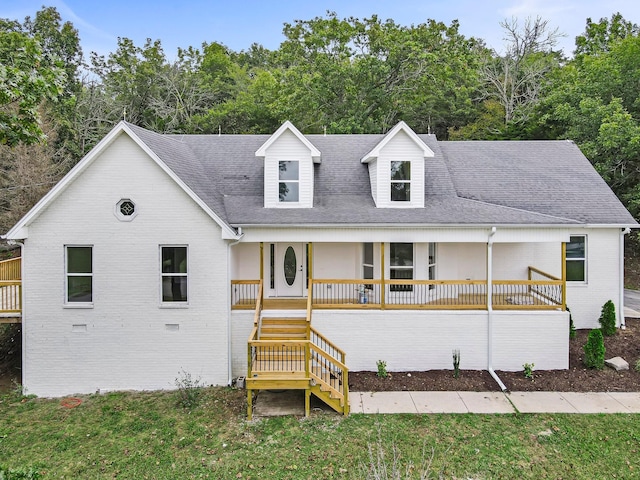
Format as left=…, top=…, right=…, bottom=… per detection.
left=276, top=243, right=305, bottom=297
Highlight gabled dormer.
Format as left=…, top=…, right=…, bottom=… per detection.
left=256, top=121, right=320, bottom=209
left=361, top=121, right=434, bottom=208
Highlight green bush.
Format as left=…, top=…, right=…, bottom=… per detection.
left=567, top=306, right=576, bottom=339
left=0, top=465, right=41, bottom=479
left=376, top=360, right=388, bottom=378
left=175, top=370, right=203, bottom=410
left=598, top=300, right=617, bottom=336
left=583, top=329, right=605, bottom=369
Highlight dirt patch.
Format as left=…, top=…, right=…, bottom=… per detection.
left=349, top=318, right=640, bottom=392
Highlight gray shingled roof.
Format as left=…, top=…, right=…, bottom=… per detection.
left=125, top=123, right=636, bottom=229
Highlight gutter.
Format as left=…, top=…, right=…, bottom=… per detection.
left=486, top=227, right=508, bottom=392
left=226, top=230, right=245, bottom=386
left=620, top=228, right=631, bottom=329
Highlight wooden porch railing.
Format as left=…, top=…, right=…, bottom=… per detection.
left=231, top=280, right=260, bottom=309
left=0, top=258, right=22, bottom=318
left=0, top=257, right=21, bottom=281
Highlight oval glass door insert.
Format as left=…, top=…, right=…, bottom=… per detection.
left=283, top=246, right=297, bottom=286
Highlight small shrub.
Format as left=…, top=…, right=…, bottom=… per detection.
left=598, top=300, right=617, bottom=336
left=635, top=359, right=640, bottom=372
left=452, top=349, right=461, bottom=378
left=583, top=329, right=605, bottom=369
left=0, top=465, right=41, bottom=479
left=175, top=369, right=203, bottom=409
left=523, top=363, right=535, bottom=379
left=376, top=360, right=388, bottom=378
left=567, top=306, right=576, bottom=340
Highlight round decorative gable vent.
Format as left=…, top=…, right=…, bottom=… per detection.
left=115, top=198, right=138, bottom=221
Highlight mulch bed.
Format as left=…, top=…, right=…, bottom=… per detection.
left=348, top=318, right=640, bottom=392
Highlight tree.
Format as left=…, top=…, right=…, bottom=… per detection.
left=0, top=28, right=64, bottom=146
left=480, top=16, right=563, bottom=127
left=575, top=12, right=639, bottom=57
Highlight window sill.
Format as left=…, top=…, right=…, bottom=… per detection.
left=64, top=303, right=94, bottom=309
left=160, top=303, right=189, bottom=309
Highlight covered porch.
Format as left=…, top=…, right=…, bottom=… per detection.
left=231, top=239, right=567, bottom=312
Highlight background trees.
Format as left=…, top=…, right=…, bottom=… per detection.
left=1, top=6, right=640, bottom=230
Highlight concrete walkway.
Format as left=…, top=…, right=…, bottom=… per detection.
left=352, top=391, right=640, bottom=414
left=252, top=389, right=640, bottom=416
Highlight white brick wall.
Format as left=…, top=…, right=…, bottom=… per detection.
left=23, top=133, right=230, bottom=397
left=566, top=229, right=623, bottom=329
left=230, top=309, right=568, bottom=376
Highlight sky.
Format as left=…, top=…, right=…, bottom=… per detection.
left=3, top=0, right=640, bottom=59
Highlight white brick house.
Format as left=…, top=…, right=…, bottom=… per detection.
left=3, top=120, right=636, bottom=400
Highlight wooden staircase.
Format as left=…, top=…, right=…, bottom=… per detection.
left=246, top=293, right=349, bottom=419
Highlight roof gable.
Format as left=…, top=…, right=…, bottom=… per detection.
left=360, top=121, right=434, bottom=163
left=4, top=122, right=239, bottom=240
left=255, top=121, right=321, bottom=162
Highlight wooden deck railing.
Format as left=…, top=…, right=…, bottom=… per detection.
left=0, top=258, right=21, bottom=318
left=231, top=280, right=260, bottom=309
left=234, top=267, right=564, bottom=311
left=0, top=257, right=21, bottom=281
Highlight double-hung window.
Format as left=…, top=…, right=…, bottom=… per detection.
left=566, top=236, right=586, bottom=282
left=390, top=243, right=413, bottom=291
left=161, top=246, right=188, bottom=303
left=279, top=161, right=299, bottom=202
left=390, top=161, right=411, bottom=202
left=66, top=246, right=93, bottom=304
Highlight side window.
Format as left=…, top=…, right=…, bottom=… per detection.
left=161, top=246, right=188, bottom=303
left=566, top=236, right=586, bottom=282
left=428, top=243, right=436, bottom=289
left=390, top=242, right=413, bottom=291
left=66, top=246, right=93, bottom=303
left=363, top=243, right=374, bottom=289
left=390, top=161, right=411, bottom=202
left=279, top=161, right=299, bottom=202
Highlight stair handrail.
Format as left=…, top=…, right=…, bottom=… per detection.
left=310, top=326, right=346, bottom=364
left=254, top=280, right=263, bottom=339
left=309, top=341, right=349, bottom=414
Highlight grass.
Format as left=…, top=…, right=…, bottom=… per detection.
left=0, top=387, right=639, bottom=479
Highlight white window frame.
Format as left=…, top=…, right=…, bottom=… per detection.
left=160, top=245, right=189, bottom=307
left=390, top=160, right=411, bottom=202
left=278, top=160, right=300, bottom=203
left=64, top=245, right=93, bottom=307
left=566, top=235, right=587, bottom=283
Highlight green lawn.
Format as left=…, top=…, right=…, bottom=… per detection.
left=0, top=387, right=639, bottom=479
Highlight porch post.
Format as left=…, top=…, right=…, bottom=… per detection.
left=380, top=243, right=385, bottom=308
left=308, top=243, right=313, bottom=287
left=259, top=242, right=264, bottom=283
left=561, top=242, right=567, bottom=311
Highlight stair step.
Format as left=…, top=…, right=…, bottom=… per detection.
left=259, top=333, right=308, bottom=339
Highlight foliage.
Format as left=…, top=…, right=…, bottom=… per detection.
left=452, top=349, right=461, bottom=378
left=376, top=360, right=388, bottom=378
left=583, top=329, right=605, bottom=369
left=568, top=306, right=576, bottom=340
left=0, top=465, right=40, bottom=479
left=523, top=363, right=535, bottom=379
left=361, top=425, right=443, bottom=479
left=0, top=28, right=64, bottom=146
left=635, top=358, right=640, bottom=372
left=174, top=370, right=203, bottom=409
left=479, top=16, right=563, bottom=129
left=598, top=300, right=617, bottom=336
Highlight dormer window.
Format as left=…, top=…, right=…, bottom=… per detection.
left=390, top=161, right=411, bottom=202
left=279, top=161, right=299, bottom=202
